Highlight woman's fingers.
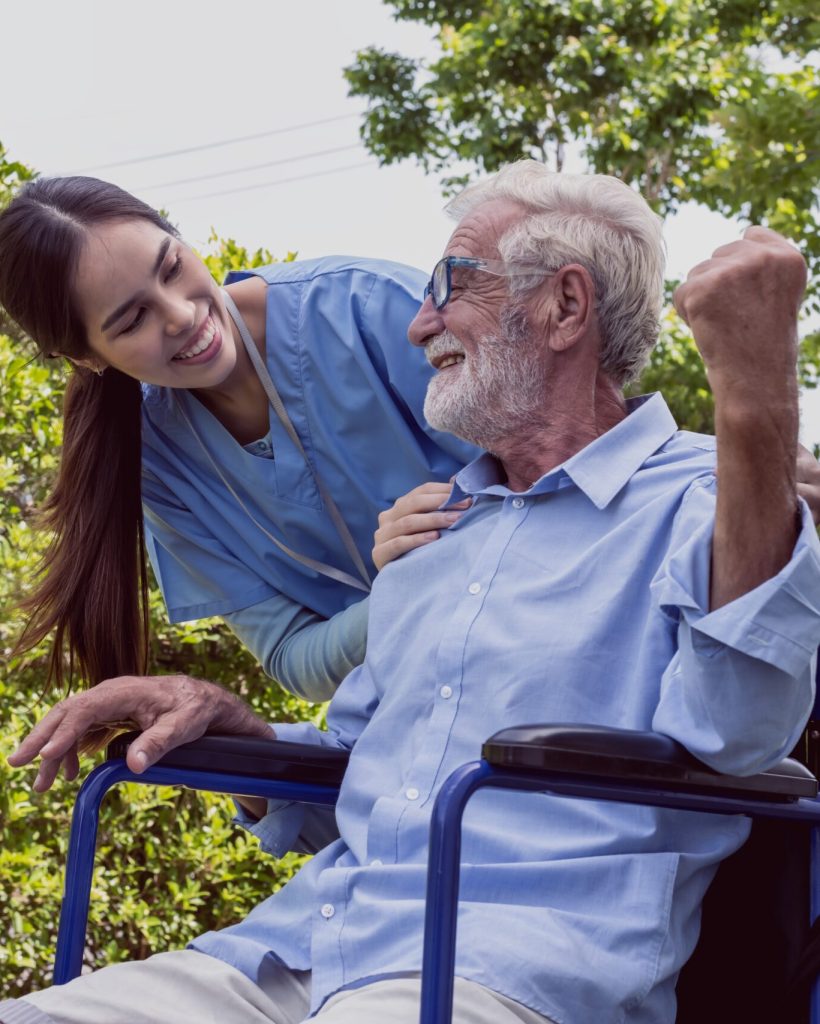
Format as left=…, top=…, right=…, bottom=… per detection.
left=373, top=481, right=473, bottom=569
left=377, top=482, right=455, bottom=525
left=378, top=510, right=463, bottom=540
left=374, top=530, right=442, bottom=569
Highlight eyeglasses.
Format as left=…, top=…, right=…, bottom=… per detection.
left=423, top=256, right=550, bottom=310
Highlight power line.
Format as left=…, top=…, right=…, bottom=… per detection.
left=135, top=143, right=362, bottom=192
left=171, top=160, right=375, bottom=204
left=67, top=114, right=361, bottom=173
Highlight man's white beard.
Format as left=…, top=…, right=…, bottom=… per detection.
left=423, top=311, right=549, bottom=451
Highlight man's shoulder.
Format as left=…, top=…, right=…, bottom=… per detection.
left=663, top=428, right=716, bottom=455
left=634, top=428, right=717, bottom=502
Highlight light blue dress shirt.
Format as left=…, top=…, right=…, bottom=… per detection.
left=193, top=394, right=820, bottom=1024
left=140, top=257, right=478, bottom=696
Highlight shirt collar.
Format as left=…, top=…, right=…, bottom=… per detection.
left=448, top=393, right=678, bottom=509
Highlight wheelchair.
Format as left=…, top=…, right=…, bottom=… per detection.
left=51, top=711, right=820, bottom=1024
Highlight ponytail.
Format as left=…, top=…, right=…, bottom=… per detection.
left=0, top=176, right=177, bottom=747
left=13, top=366, right=149, bottom=747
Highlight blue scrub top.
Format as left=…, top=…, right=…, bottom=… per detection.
left=141, top=256, right=478, bottom=623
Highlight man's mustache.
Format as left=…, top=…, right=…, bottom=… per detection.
left=424, top=331, right=467, bottom=368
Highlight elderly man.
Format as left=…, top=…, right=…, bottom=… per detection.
left=4, top=161, right=820, bottom=1024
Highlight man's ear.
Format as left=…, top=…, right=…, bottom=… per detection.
left=533, top=264, right=596, bottom=354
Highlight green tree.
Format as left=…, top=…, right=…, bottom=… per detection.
left=345, top=0, right=820, bottom=434
left=0, top=150, right=313, bottom=995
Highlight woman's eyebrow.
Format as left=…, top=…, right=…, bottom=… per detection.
left=100, top=236, right=172, bottom=332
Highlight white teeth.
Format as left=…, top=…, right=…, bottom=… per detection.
left=438, top=354, right=465, bottom=369
left=174, top=318, right=216, bottom=360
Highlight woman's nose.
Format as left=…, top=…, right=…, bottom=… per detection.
left=163, top=295, right=197, bottom=336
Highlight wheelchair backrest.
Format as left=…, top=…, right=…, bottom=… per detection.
left=676, top=816, right=810, bottom=1022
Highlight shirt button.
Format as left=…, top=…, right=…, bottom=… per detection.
left=406, top=787, right=420, bottom=801
left=439, top=685, right=453, bottom=699
left=468, top=582, right=481, bottom=595
left=370, top=858, right=383, bottom=867
left=320, top=903, right=335, bottom=919
left=512, top=497, right=525, bottom=509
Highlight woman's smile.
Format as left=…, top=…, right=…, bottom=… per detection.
left=172, top=313, right=223, bottom=365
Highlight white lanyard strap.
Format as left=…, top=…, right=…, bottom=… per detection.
left=220, top=288, right=372, bottom=590
left=172, top=291, right=373, bottom=594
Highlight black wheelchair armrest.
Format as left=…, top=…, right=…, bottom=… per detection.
left=107, top=732, right=350, bottom=788
left=482, top=724, right=817, bottom=802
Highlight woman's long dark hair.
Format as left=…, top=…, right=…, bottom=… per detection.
left=0, top=177, right=180, bottom=733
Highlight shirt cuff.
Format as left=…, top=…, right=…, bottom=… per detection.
left=661, top=501, right=820, bottom=677
left=233, top=800, right=306, bottom=859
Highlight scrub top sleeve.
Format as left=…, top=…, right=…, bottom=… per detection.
left=142, top=467, right=275, bottom=622
left=357, top=267, right=480, bottom=468
left=223, top=593, right=369, bottom=702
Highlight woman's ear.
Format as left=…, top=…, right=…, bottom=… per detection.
left=64, top=354, right=107, bottom=375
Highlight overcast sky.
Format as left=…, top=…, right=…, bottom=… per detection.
left=4, top=0, right=818, bottom=442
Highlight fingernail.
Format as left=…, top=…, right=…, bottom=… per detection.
left=133, top=750, right=148, bottom=770
left=445, top=512, right=461, bottom=522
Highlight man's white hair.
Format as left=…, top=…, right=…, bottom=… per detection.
left=445, top=161, right=666, bottom=385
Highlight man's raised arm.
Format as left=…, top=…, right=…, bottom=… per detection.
left=674, top=226, right=809, bottom=610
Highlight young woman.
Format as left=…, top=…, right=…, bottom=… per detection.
left=0, top=177, right=476, bottom=707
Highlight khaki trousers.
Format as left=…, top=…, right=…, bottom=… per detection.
left=0, top=950, right=555, bottom=1024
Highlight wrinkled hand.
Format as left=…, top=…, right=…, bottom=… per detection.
left=673, top=226, right=807, bottom=401
left=373, top=481, right=471, bottom=571
left=798, top=444, right=820, bottom=526
left=7, top=674, right=275, bottom=791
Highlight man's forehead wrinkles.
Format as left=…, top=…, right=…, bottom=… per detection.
left=446, top=222, right=487, bottom=258
left=447, top=202, right=526, bottom=259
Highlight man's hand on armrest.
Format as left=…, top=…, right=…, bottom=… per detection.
left=7, top=674, right=274, bottom=792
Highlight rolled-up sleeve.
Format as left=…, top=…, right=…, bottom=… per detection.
left=652, top=478, right=820, bottom=775
left=233, top=799, right=340, bottom=858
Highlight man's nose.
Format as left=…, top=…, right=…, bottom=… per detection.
left=408, top=294, right=446, bottom=348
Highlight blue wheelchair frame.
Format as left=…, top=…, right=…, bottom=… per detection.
left=53, top=727, right=820, bottom=1024
left=53, top=758, right=342, bottom=986
left=420, top=740, right=820, bottom=1024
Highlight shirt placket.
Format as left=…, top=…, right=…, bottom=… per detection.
left=309, top=865, right=350, bottom=1001
left=394, top=495, right=533, bottom=816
